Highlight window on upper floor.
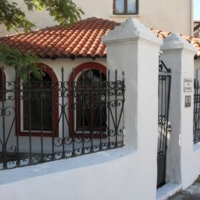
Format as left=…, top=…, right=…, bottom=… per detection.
left=113, top=0, right=138, bottom=15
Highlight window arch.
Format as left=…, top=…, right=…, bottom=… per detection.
left=68, top=62, right=107, bottom=137
left=17, top=63, right=59, bottom=137
left=0, top=67, right=6, bottom=101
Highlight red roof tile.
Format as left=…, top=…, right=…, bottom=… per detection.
left=0, top=18, right=120, bottom=59
left=1, top=17, right=200, bottom=59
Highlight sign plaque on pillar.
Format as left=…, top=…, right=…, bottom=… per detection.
left=185, top=95, right=191, bottom=107
left=184, top=78, right=193, bottom=92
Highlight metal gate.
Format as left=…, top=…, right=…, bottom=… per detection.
left=194, top=69, right=200, bottom=144
left=157, top=60, right=171, bottom=188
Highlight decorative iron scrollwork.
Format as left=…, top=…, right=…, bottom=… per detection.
left=0, top=66, right=125, bottom=170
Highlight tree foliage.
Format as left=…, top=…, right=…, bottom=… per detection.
left=0, top=44, right=41, bottom=82
left=0, top=0, right=84, bottom=32
left=0, top=0, right=34, bottom=33
left=0, top=0, right=84, bottom=81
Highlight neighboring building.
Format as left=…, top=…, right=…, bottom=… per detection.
left=75, top=0, right=193, bottom=35
left=194, top=20, right=200, bottom=38
left=0, top=0, right=193, bottom=36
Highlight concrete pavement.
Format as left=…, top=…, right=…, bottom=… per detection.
left=168, top=183, right=200, bottom=200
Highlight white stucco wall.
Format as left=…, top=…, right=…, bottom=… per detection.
left=160, top=32, right=200, bottom=191
left=0, top=0, right=193, bottom=36
left=102, top=17, right=162, bottom=199
left=0, top=147, right=141, bottom=200
left=69, top=0, right=194, bottom=36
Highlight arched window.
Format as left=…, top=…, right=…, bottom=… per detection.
left=76, top=69, right=106, bottom=131
left=68, top=62, right=107, bottom=137
left=17, top=64, right=59, bottom=137
left=0, top=67, right=6, bottom=101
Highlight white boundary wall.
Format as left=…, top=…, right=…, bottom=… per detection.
left=102, top=17, right=162, bottom=199
left=160, top=33, right=197, bottom=190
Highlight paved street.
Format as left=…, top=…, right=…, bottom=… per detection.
left=169, top=184, right=200, bottom=200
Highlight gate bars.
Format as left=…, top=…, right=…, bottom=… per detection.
left=157, top=60, right=171, bottom=188
left=0, top=66, right=125, bottom=170
left=194, top=76, right=200, bottom=143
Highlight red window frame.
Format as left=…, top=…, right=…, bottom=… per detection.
left=68, top=62, right=107, bottom=138
left=17, top=63, right=59, bottom=137
left=0, top=68, right=6, bottom=101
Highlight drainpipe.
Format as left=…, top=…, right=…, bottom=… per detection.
left=191, top=0, right=194, bottom=36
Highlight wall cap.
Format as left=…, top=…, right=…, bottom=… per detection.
left=102, top=17, right=162, bottom=46
left=161, top=33, right=197, bottom=53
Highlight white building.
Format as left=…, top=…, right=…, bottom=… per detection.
left=0, top=0, right=193, bottom=36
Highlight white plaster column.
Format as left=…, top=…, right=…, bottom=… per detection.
left=160, top=33, right=196, bottom=189
left=102, top=18, right=162, bottom=199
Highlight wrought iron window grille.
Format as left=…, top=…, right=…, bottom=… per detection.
left=0, top=65, right=125, bottom=170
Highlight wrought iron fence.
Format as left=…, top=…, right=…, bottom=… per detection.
left=0, top=66, right=125, bottom=170
left=194, top=78, right=200, bottom=143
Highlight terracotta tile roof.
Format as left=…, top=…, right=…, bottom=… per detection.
left=0, top=17, right=120, bottom=59
left=1, top=17, right=200, bottom=59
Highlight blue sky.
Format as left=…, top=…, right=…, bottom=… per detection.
left=194, top=0, right=200, bottom=20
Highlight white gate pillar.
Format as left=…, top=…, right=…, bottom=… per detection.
left=102, top=18, right=162, bottom=199
left=160, top=33, right=196, bottom=189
